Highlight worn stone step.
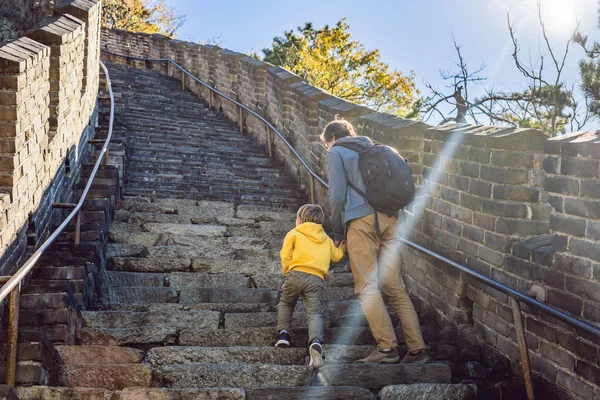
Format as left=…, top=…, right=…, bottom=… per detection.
left=314, top=363, right=451, bottom=390
left=378, top=383, right=477, bottom=400
left=57, top=345, right=144, bottom=365
left=16, top=386, right=114, bottom=400
left=101, top=286, right=178, bottom=304
left=32, top=266, right=86, bottom=280
left=179, top=288, right=278, bottom=305
left=26, top=279, right=85, bottom=294
left=118, top=388, right=245, bottom=400
left=246, top=387, right=375, bottom=400
left=145, top=345, right=375, bottom=367
left=63, top=364, right=151, bottom=390
left=179, top=327, right=399, bottom=347
left=108, top=256, right=279, bottom=275
left=100, top=270, right=164, bottom=287
left=157, top=363, right=311, bottom=389
left=76, top=326, right=177, bottom=346
left=20, top=293, right=82, bottom=310
left=82, top=309, right=219, bottom=329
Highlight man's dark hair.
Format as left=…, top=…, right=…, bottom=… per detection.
left=320, top=117, right=357, bottom=143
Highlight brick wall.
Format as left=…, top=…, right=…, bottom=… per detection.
left=0, top=0, right=101, bottom=275
left=101, top=29, right=600, bottom=398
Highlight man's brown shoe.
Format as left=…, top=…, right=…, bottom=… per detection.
left=400, top=349, right=431, bottom=364
left=356, top=348, right=400, bottom=363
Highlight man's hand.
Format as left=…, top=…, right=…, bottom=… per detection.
left=335, top=240, right=346, bottom=247
left=281, top=282, right=286, bottom=291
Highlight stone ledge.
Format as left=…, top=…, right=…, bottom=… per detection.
left=0, top=37, right=49, bottom=74
left=54, top=0, right=100, bottom=19
left=24, top=14, right=85, bottom=46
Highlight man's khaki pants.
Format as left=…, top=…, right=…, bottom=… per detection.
left=347, top=212, right=426, bottom=352
left=277, top=270, right=325, bottom=344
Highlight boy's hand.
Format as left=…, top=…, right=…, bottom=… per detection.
left=281, top=283, right=286, bottom=291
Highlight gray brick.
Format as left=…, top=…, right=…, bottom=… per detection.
left=480, top=165, right=529, bottom=184
left=583, top=302, right=600, bottom=321
left=588, top=221, right=600, bottom=241
left=441, top=186, right=460, bottom=204
left=432, top=198, right=451, bottom=216
left=496, top=335, right=520, bottom=359
left=490, top=268, right=517, bottom=289
left=529, top=352, right=558, bottom=381
left=534, top=267, right=564, bottom=290
left=425, top=210, right=443, bottom=228
left=548, top=194, right=564, bottom=212
left=554, top=253, right=592, bottom=278
left=575, top=360, right=600, bottom=386
left=581, top=180, right=600, bottom=199
left=484, top=231, right=512, bottom=252
left=478, top=246, right=504, bottom=267
left=495, top=218, right=549, bottom=236
left=447, top=174, right=469, bottom=191
left=504, top=256, right=533, bottom=279
left=492, top=185, right=540, bottom=202
left=550, top=214, right=587, bottom=237
left=569, top=238, right=600, bottom=262
left=439, top=231, right=459, bottom=249
left=543, top=156, right=559, bottom=174
left=482, top=200, right=528, bottom=218
left=539, top=341, right=575, bottom=369
left=561, top=157, right=600, bottom=178
left=483, top=308, right=510, bottom=336
left=458, top=161, right=480, bottom=178
left=443, top=217, right=463, bottom=235
left=467, top=147, right=490, bottom=164
left=473, top=213, right=495, bottom=230
left=564, top=198, right=600, bottom=219
left=531, top=204, right=552, bottom=221
left=547, top=289, right=583, bottom=316
left=450, top=205, right=472, bottom=223
left=469, top=179, right=492, bottom=198
left=565, top=275, right=600, bottom=304
left=545, top=175, right=580, bottom=195
left=459, top=192, right=482, bottom=211
left=557, top=331, right=598, bottom=363
left=557, top=370, right=596, bottom=400
left=526, top=318, right=557, bottom=342
left=490, top=151, right=534, bottom=168
left=462, top=225, right=485, bottom=242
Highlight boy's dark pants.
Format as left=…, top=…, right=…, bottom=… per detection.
left=277, top=270, right=325, bottom=344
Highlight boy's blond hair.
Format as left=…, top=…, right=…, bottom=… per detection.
left=297, top=204, right=325, bottom=225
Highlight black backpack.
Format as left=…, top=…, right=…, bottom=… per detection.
left=333, top=141, right=415, bottom=214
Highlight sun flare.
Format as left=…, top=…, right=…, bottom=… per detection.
left=540, top=0, right=578, bottom=36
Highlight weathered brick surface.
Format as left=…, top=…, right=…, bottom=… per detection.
left=0, top=2, right=101, bottom=275
left=100, top=29, right=600, bottom=399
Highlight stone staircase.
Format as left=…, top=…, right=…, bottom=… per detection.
left=13, top=64, right=479, bottom=399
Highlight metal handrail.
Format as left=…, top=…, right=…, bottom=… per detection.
left=102, top=49, right=600, bottom=399
left=100, top=49, right=600, bottom=338
left=0, top=60, right=115, bottom=387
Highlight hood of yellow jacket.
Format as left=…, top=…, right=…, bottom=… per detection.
left=295, top=222, right=327, bottom=244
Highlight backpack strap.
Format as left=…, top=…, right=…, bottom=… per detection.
left=333, top=141, right=382, bottom=236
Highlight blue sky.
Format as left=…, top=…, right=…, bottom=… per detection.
left=168, top=0, right=599, bottom=128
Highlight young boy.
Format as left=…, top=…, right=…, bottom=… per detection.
left=275, top=204, right=345, bottom=369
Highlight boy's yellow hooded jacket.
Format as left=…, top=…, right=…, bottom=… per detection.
left=280, top=222, right=345, bottom=280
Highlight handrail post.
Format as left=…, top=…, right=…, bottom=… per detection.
left=510, top=296, right=535, bottom=400
left=6, top=282, right=20, bottom=389
left=208, top=90, right=213, bottom=110
left=266, top=124, right=273, bottom=158
left=74, top=211, right=81, bottom=245
left=310, top=175, right=316, bottom=204
left=181, top=72, right=186, bottom=90
left=238, top=105, right=243, bottom=134
left=167, top=61, right=172, bottom=77
left=103, top=147, right=109, bottom=166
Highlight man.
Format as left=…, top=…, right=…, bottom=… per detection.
left=322, top=118, right=429, bottom=364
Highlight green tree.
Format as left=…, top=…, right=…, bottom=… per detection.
left=262, top=19, right=418, bottom=116
left=575, top=8, right=600, bottom=118
left=102, top=0, right=185, bottom=38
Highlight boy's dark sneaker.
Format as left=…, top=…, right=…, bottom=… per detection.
left=400, top=349, right=431, bottom=364
left=275, top=331, right=291, bottom=348
left=308, top=339, right=323, bottom=369
left=356, top=347, right=400, bottom=363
